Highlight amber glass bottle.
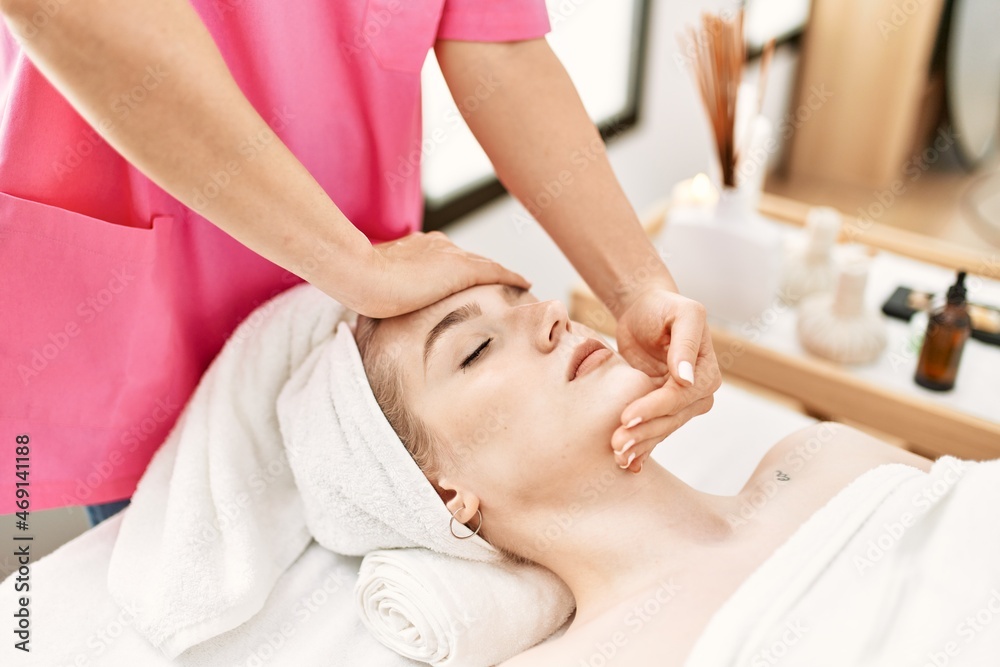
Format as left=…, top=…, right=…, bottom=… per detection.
left=914, top=271, right=972, bottom=391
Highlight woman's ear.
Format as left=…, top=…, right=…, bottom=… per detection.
left=437, top=476, right=480, bottom=525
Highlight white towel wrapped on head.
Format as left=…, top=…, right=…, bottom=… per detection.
left=355, top=548, right=575, bottom=667
left=278, top=320, right=500, bottom=561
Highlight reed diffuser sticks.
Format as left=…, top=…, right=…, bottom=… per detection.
left=757, top=38, right=776, bottom=116
left=680, top=10, right=746, bottom=188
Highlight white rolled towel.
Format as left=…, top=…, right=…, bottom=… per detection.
left=356, top=548, right=575, bottom=666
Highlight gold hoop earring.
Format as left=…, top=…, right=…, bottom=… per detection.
left=449, top=505, right=483, bottom=539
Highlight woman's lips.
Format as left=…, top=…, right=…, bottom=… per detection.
left=568, top=338, right=613, bottom=381
left=573, top=348, right=612, bottom=380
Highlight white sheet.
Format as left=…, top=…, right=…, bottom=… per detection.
left=1, top=511, right=418, bottom=666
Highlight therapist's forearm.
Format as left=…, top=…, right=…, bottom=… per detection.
left=435, top=38, right=677, bottom=319
left=0, top=0, right=373, bottom=306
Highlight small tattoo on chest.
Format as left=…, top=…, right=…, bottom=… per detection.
left=775, top=470, right=790, bottom=482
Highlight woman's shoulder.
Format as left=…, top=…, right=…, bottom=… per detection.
left=787, top=421, right=931, bottom=470
left=740, top=421, right=934, bottom=501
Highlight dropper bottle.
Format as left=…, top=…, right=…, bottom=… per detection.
left=914, top=270, right=972, bottom=391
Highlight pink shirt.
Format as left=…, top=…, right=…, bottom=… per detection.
left=0, top=0, right=550, bottom=513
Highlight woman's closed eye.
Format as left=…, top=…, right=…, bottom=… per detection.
left=460, top=337, right=493, bottom=371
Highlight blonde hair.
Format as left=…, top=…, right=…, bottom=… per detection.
left=354, top=313, right=449, bottom=482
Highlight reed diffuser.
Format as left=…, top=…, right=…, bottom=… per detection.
left=682, top=12, right=745, bottom=188
left=659, top=10, right=784, bottom=326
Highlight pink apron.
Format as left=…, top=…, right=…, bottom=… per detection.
left=0, top=0, right=550, bottom=513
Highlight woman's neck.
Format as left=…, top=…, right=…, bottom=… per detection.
left=505, top=462, right=752, bottom=626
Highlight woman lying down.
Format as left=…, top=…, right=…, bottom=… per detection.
left=353, top=282, right=1000, bottom=666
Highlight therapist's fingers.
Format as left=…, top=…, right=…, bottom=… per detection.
left=665, top=301, right=707, bottom=387
left=362, top=231, right=531, bottom=318
left=611, top=382, right=699, bottom=453
left=618, top=376, right=698, bottom=434
left=619, top=332, right=721, bottom=430
left=612, top=395, right=715, bottom=472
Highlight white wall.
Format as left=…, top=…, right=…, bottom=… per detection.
left=444, top=0, right=801, bottom=305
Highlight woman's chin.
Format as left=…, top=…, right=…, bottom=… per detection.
left=577, top=363, right=658, bottom=426
left=609, top=361, right=660, bottom=398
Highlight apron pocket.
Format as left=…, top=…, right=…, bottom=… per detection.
left=0, top=190, right=175, bottom=431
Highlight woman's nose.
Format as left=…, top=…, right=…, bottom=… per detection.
left=534, top=300, right=569, bottom=352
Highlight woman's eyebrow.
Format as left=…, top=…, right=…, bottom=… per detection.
left=423, top=302, right=482, bottom=371
left=500, top=283, right=528, bottom=303
left=422, top=284, right=527, bottom=372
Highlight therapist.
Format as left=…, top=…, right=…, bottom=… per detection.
left=0, top=0, right=721, bottom=524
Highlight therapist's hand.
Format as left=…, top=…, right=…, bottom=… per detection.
left=611, top=287, right=722, bottom=472
left=359, top=230, right=532, bottom=319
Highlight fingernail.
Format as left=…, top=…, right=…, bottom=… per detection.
left=619, top=438, right=637, bottom=456
left=618, top=452, right=637, bottom=469
left=625, top=416, right=643, bottom=429
left=632, top=459, right=644, bottom=474
left=679, top=361, right=694, bottom=384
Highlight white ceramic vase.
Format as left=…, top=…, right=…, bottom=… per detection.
left=660, top=185, right=784, bottom=326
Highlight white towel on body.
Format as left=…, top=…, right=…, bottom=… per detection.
left=683, top=455, right=1000, bottom=666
